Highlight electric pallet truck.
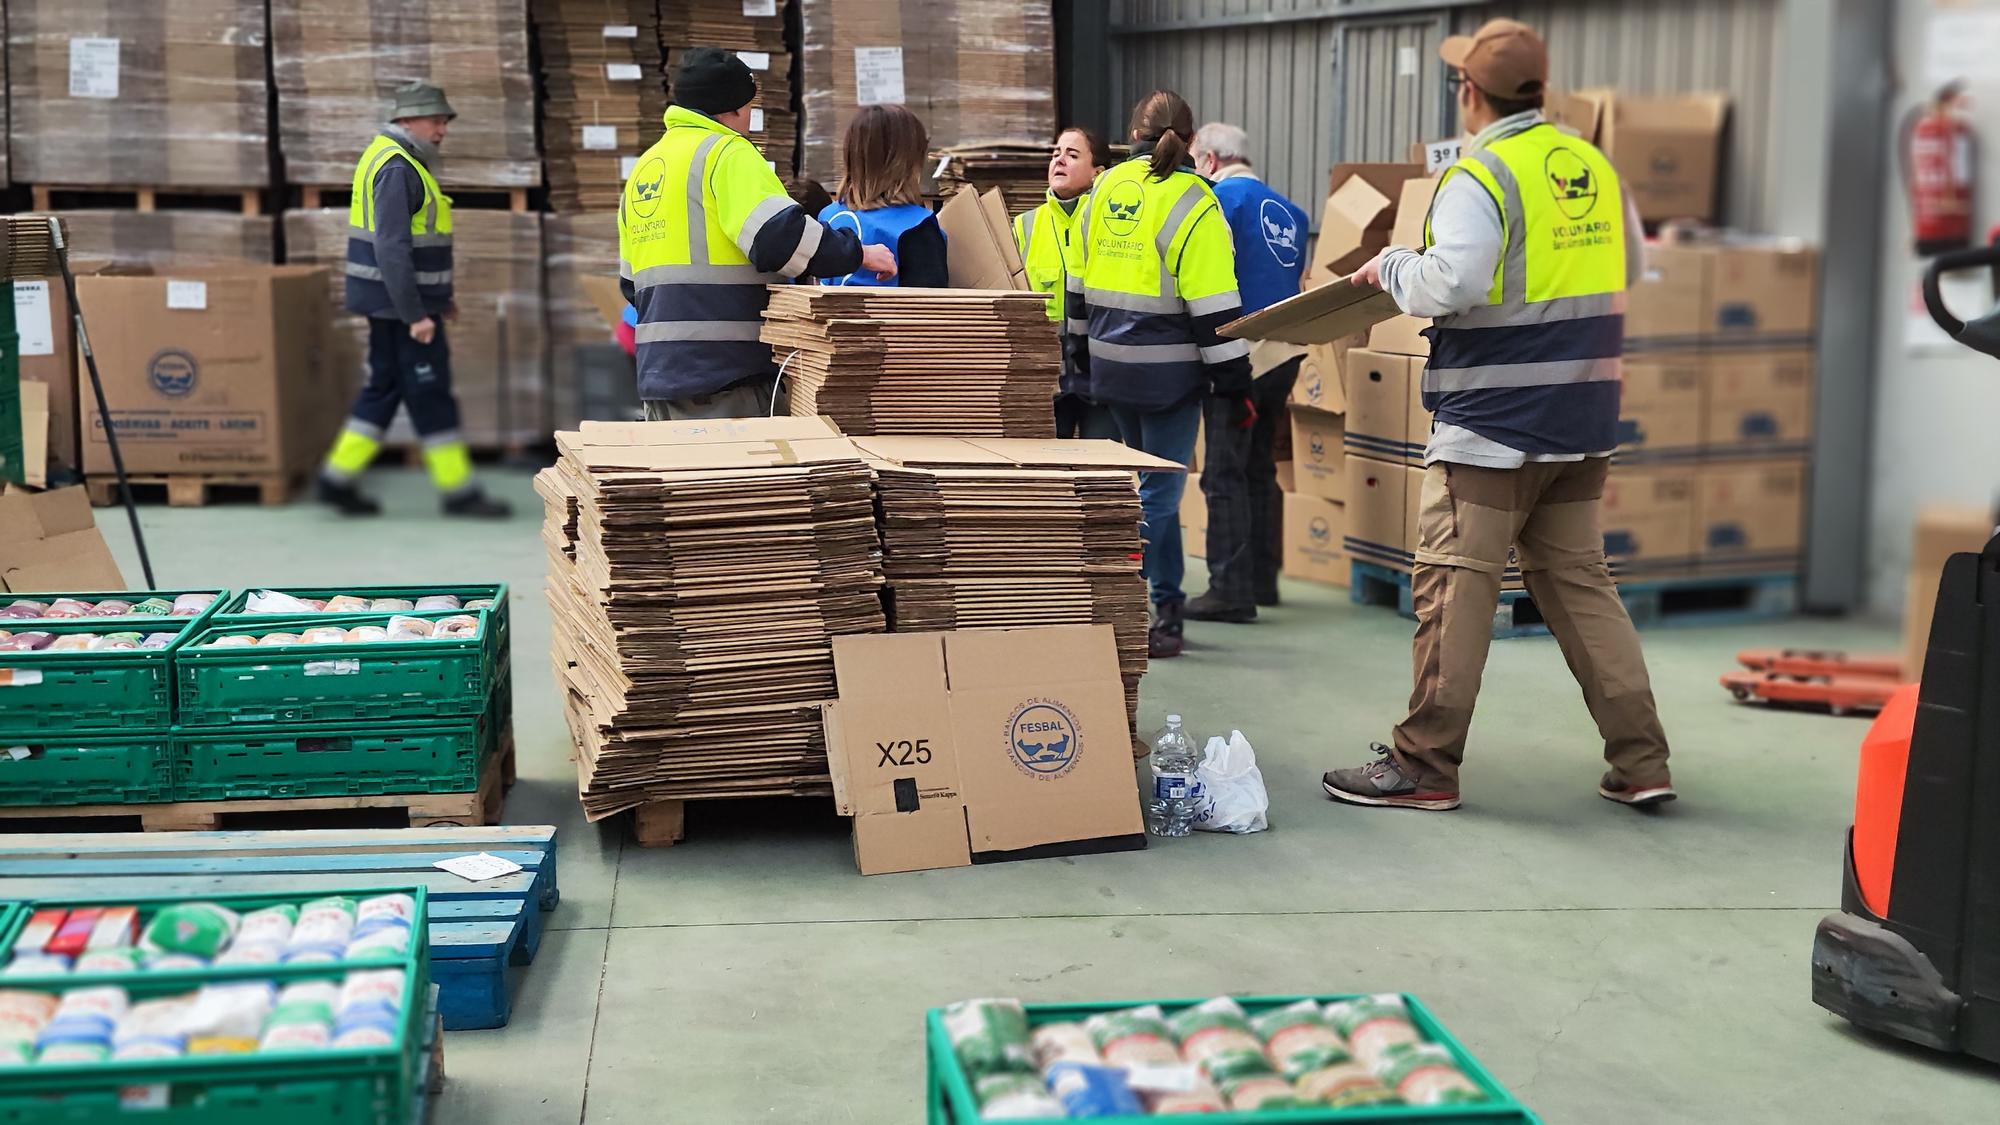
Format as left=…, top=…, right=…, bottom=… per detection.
left=1811, top=241, right=2000, bottom=1062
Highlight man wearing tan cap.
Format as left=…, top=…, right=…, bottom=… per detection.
left=1324, top=18, right=1673, bottom=813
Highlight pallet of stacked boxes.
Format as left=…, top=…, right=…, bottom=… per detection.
left=662, top=0, right=796, bottom=177
left=538, top=0, right=669, bottom=214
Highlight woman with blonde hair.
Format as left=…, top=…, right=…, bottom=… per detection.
left=816, top=103, right=948, bottom=287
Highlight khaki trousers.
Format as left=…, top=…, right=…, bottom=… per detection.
left=1390, top=459, right=1671, bottom=791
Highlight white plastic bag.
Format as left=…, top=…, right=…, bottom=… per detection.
left=1191, top=730, right=1269, bottom=834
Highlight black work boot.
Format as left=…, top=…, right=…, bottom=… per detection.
left=442, top=487, right=513, bottom=519
left=316, top=476, right=382, bottom=516
left=1148, top=601, right=1185, bottom=659
left=1184, top=590, right=1257, bottom=624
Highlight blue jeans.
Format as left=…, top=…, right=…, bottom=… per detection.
left=1110, top=398, right=1202, bottom=609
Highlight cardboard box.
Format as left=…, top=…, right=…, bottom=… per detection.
left=1181, top=472, right=1207, bottom=557
left=1290, top=407, right=1346, bottom=503
left=1903, top=507, right=1995, bottom=680
left=0, top=484, right=123, bottom=593
left=1368, top=313, right=1431, bottom=357
left=1223, top=278, right=1401, bottom=347
left=1702, top=351, right=1813, bottom=453
left=1289, top=339, right=1353, bottom=413
left=1587, top=90, right=1729, bottom=223
left=14, top=278, right=79, bottom=478
left=1694, top=460, right=1807, bottom=572
left=1546, top=89, right=1604, bottom=143
left=1344, top=454, right=1409, bottom=570
left=939, top=186, right=1026, bottom=291
left=17, top=380, right=48, bottom=489
left=1618, top=360, right=1703, bottom=458
left=1343, top=349, right=1428, bottom=465
left=1303, top=163, right=1426, bottom=289
left=823, top=625, right=1146, bottom=876
left=1600, top=466, right=1697, bottom=579
left=1711, top=241, right=1819, bottom=339
left=1276, top=460, right=1294, bottom=493
left=75, top=266, right=343, bottom=477
left=1283, top=492, right=1346, bottom=586
left=1626, top=242, right=1711, bottom=345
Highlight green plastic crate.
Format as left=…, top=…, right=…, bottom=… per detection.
left=0, top=589, right=229, bottom=627
left=926, top=995, right=1539, bottom=1124
left=0, top=731, right=175, bottom=806
left=213, top=584, right=509, bottom=655
left=173, top=711, right=496, bottom=801
left=0, top=619, right=194, bottom=734
left=0, top=888, right=430, bottom=1125
left=174, top=609, right=499, bottom=728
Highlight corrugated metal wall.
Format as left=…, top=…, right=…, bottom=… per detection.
left=1334, top=17, right=1450, bottom=164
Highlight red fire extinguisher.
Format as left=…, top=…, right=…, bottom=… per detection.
left=1901, top=81, right=1977, bottom=257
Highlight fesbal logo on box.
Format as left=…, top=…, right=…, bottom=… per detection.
left=1005, top=697, right=1080, bottom=780
left=147, top=348, right=199, bottom=398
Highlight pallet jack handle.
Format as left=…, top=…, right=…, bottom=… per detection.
left=1920, top=241, right=2000, bottom=359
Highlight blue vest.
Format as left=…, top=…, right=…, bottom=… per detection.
left=815, top=202, right=933, bottom=287
left=1210, top=173, right=1309, bottom=315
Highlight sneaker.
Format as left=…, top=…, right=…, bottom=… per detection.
left=1598, top=772, right=1677, bottom=808
left=1184, top=591, right=1257, bottom=624
left=1321, top=744, right=1461, bottom=811
left=442, top=489, right=513, bottom=518
left=316, top=477, right=381, bottom=516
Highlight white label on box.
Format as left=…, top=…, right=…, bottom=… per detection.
left=3, top=746, right=29, bottom=762
left=434, top=852, right=523, bottom=882
left=620, top=155, right=639, bottom=178
left=749, top=108, right=765, bottom=132
left=118, top=1085, right=169, bottom=1110
left=165, top=280, right=208, bottom=310
left=605, top=63, right=642, bottom=81
left=303, top=658, right=361, bottom=677
left=854, top=47, right=905, bottom=105
left=13, top=281, right=55, bottom=357
left=0, top=670, right=45, bottom=688
left=68, top=38, right=120, bottom=99
left=1397, top=45, right=1418, bottom=78
left=582, top=125, right=619, bottom=151
left=933, top=153, right=952, bottom=179
left=737, top=50, right=771, bottom=71
left=602, top=23, right=638, bottom=38
left=767, top=160, right=777, bottom=173
left=743, top=0, right=777, bottom=16
left=1422, top=138, right=1461, bottom=174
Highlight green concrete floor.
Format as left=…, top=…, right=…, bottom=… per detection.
left=95, top=467, right=1999, bottom=1122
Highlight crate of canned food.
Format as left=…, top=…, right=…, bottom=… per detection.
left=174, top=609, right=499, bottom=727
left=928, top=995, right=1538, bottom=1123
left=0, top=591, right=225, bottom=735
left=213, top=585, right=509, bottom=658
left=0, top=888, right=431, bottom=1125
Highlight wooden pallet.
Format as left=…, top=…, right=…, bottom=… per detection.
left=299, top=184, right=530, bottom=213
left=0, top=823, right=558, bottom=1031
left=0, top=745, right=511, bottom=833
left=1350, top=561, right=1800, bottom=639
left=85, top=469, right=310, bottom=508
left=29, top=184, right=262, bottom=215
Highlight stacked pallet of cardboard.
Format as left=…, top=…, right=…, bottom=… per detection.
left=7, top=0, right=270, bottom=188
left=538, top=417, right=886, bottom=818
left=933, top=143, right=1051, bottom=218
left=271, top=0, right=539, bottom=188
left=661, top=2, right=796, bottom=177
left=536, top=0, right=669, bottom=213
left=281, top=210, right=550, bottom=448
left=545, top=213, right=641, bottom=430
left=798, top=0, right=1055, bottom=185
left=855, top=435, right=1175, bottom=727
left=761, top=286, right=1058, bottom=437
left=40, top=212, right=274, bottom=266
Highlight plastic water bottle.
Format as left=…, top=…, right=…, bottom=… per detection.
left=1147, top=715, right=1199, bottom=837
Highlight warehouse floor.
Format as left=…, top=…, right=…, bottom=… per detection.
left=96, top=467, right=2000, bottom=1123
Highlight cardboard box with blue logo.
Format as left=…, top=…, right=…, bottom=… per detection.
left=823, top=624, right=1145, bottom=876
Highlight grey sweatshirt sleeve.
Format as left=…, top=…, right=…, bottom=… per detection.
left=1623, top=191, right=1645, bottom=287
left=371, top=160, right=429, bottom=324
left=1376, top=173, right=1501, bottom=319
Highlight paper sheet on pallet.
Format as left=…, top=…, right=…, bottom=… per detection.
left=1219, top=279, right=1403, bottom=346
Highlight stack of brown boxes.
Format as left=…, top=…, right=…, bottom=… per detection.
left=544, top=213, right=637, bottom=431
left=536, top=0, right=669, bottom=213
left=661, top=2, right=795, bottom=178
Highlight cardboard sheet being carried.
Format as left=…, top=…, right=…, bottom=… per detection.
left=1219, top=279, right=1402, bottom=346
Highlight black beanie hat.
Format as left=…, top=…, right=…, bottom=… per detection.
left=674, top=47, right=758, bottom=116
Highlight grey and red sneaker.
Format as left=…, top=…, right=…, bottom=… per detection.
left=1598, top=772, right=1677, bottom=807
left=1320, top=744, right=1461, bottom=811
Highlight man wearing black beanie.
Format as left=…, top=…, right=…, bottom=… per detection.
left=621, top=47, right=898, bottom=419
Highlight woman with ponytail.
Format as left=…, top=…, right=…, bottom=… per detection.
left=1067, top=90, right=1250, bottom=659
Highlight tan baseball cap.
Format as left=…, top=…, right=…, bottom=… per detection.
left=1439, top=18, right=1548, bottom=100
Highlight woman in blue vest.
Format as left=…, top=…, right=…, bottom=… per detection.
left=816, top=104, right=948, bottom=287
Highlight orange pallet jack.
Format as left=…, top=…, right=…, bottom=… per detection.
left=1720, top=649, right=1907, bottom=716
left=1812, top=242, right=2000, bottom=1062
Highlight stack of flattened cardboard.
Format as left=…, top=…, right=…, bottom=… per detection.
left=7, top=0, right=270, bottom=187
left=933, top=142, right=1053, bottom=218
left=761, top=286, right=1056, bottom=437
left=546, top=213, right=641, bottom=430
left=41, top=212, right=275, bottom=266
left=853, top=435, right=1180, bottom=728
left=538, top=416, right=887, bottom=818
left=661, top=1, right=795, bottom=179
left=537, top=0, right=668, bottom=213
left=271, top=0, right=539, bottom=188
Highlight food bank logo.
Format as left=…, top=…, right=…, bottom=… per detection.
left=1259, top=199, right=1300, bottom=267
left=147, top=349, right=198, bottom=397
left=1544, top=147, right=1598, bottom=221
left=1006, top=698, right=1080, bottom=778
left=1101, top=181, right=1144, bottom=236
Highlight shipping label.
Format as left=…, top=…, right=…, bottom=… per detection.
left=853, top=47, right=905, bottom=105
left=68, top=38, right=119, bottom=99
left=12, top=282, right=55, bottom=357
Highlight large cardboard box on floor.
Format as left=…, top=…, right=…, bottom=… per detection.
left=1904, top=507, right=1995, bottom=681
left=1283, top=492, right=1346, bottom=586
left=1289, top=406, right=1346, bottom=503
left=1600, top=466, right=1697, bottom=580
left=823, top=625, right=1146, bottom=876
left=1181, top=473, right=1207, bottom=558
left=1694, top=460, right=1807, bottom=573
left=1343, top=349, right=1428, bottom=465
left=1618, top=359, right=1703, bottom=459
left=1344, top=454, right=1408, bottom=571
left=1702, top=350, right=1813, bottom=455
left=75, top=266, right=344, bottom=477
left=0, top=483, right=122, bottom=593
left=1626, top=242, right=1712, bottom=347
left=1586, top=90, right=1729, bottom=223
left=1710, top=241, right=1819, bottom=340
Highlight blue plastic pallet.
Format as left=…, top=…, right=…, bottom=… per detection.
left=1350, top=561, right=1799, bottom=639
left=0, top=824, right=558, bottom=1031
